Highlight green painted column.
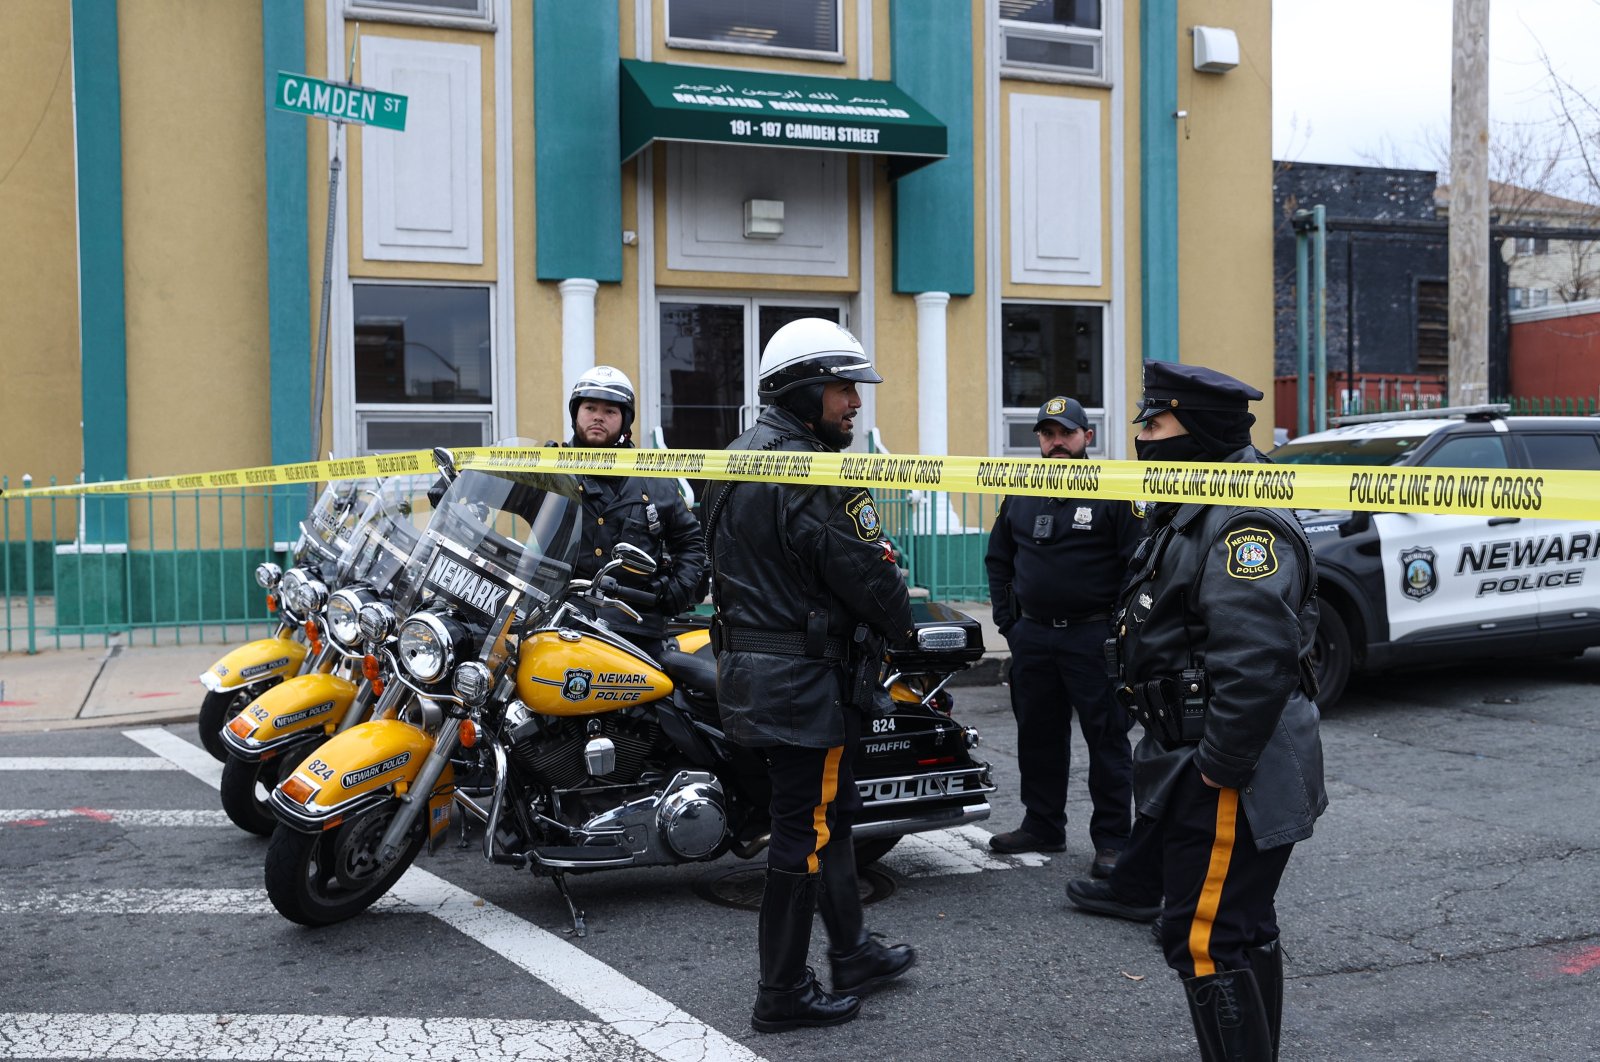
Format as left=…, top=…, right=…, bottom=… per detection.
left=1140, top=0, right=1179, bottom=362
left=262, top=0, right=311, bottom=543
left=534, top=1, right=621, bottom=282
left=71, top=0, right=128, bottom=542
left=890, top=0, right=974, bottom=295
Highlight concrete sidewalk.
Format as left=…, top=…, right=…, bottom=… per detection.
left=0, top=602, right=1009, bottom=736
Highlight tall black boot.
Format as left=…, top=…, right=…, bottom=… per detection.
left=752, top=867, right=861, bottom=1033
left=817, top=824, right=915, bottom=994
left=1245, top=940, right=1284, bottom=1060
left=1182, top=967, right=1274, bottom=1062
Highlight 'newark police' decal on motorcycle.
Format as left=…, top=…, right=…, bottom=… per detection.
left=274, top=700, right=337, bottom=728
left=425, top=554, right=512, bottom=617
left=239, top=657, right=291, bottom=680
left=340, top=751, right=412, bottom=789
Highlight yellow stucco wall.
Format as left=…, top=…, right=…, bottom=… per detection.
left=1176, top=0, right=1276, bottom=445
left=119, top=0, right=270, bottom=478
left=0, top=1, right=82, bottom=493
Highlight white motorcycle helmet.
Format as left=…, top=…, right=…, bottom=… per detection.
left=568, top=365, right=636, bottom=441
left=757, top=318, right=883, bottom=401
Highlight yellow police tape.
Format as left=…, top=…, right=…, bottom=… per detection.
left=5, top=445, right=1600, bottom=521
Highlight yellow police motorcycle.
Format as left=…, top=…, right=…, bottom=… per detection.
left=195, top=480, right=373, bottom=760
left=264, top=456, right=993, bottom=932
left=216, top=474, right=433, bottom=834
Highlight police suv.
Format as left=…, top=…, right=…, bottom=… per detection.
left=1270, top=405, right=1600, bottom=708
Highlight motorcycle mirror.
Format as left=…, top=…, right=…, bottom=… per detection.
left=611, top=542, right=657, bottom=577
left=432, top=447, right=458, bottom=481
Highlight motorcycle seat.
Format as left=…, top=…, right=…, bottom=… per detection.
left=659, top=646, right=718, bottom=699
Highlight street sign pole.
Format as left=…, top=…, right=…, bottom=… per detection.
left=273, top=27, right=409, bottom=512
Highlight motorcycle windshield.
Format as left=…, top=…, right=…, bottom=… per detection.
left=296, top=479, right=376, bottom=566
left=335, top=474, right=435, bottom=591
left=394, top=456, right=583, bottom=625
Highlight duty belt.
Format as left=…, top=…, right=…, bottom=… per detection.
left=721, top=626, right=849, bottom=660
left=1020, top=609, right=1111, bottom=629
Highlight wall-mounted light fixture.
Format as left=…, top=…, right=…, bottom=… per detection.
left=1192, top=26, right=1239, bottom=73
left=743, top=198, right=784, bottom=239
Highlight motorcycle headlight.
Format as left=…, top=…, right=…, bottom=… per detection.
left=292, top=577, right=329, bottom=618
left=326, top=588, right=374, bottom=648
left=451, top=660, right=492, bottom=706
left=398, top=613, right=456, bottom=683
left=254, top=562, right=283, bottom=589
left=358, top=601, right=397, bottom=645
left=277, top=567, right=306, bottom=613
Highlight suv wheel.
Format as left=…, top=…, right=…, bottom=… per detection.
left=1311, top=606, right=1352, bottom=710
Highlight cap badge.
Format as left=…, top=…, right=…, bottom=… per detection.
left=1045, top=397, right=1068, bottom=415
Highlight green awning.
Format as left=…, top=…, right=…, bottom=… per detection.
left=619, top=59, right=947, bottom=178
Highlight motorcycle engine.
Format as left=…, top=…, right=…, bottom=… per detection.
left=506, top=708, right=662, bottom=792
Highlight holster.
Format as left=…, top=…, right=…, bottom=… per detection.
left=847, top=624, right=885, bottom=716
left=1116, top=668, right=1208, bottom=748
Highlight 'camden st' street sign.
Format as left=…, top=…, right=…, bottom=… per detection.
left=275, top=71, right=407, bottom=131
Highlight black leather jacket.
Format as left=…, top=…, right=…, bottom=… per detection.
left=572, top=465, right=707, bottom=643
left=706, top=406, right=915, bottom=748
left=1111, top=446, right=1328, bottom=850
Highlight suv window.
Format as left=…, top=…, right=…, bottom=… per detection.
left=1420, top=434, right=1508, bottom=469
left=1270, top=434, right=1430, bottom=466
left=1518, top=432, right=1600, bottom=471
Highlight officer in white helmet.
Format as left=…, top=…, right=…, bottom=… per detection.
left=566, top=366, right=707, bottom=660
left=703, top=318, right=917, bottom=1033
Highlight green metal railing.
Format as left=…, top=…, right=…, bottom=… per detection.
left=868, top=431, right=995, bottom=602
left=1494, top=395, right=1600, bottom=416
left=2, top=478, right=298, bottom=654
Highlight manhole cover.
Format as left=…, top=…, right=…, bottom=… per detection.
left=694, top=865, right=896, bottom=911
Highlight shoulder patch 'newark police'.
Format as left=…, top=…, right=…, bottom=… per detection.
left=1131, top=499, right=1153, bottom=519
left=845, top=490, right=882, bottom=542
left=1224, top=527, right=1279, bottom=580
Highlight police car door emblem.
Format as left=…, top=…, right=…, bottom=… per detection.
left=846, top=491, right=881, bottom=541
left=561, top=668, right=593, bottom=701
left=1225, top=527, right=1278, bottom=580
left=1399, top=546, right=1438, bottom=600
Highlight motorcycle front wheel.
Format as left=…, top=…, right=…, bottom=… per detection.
left=197, top=681, right=279, bottom=761
left=219, top=742, right=320, bottom=837
left=264, top=800, right=424, bottom=926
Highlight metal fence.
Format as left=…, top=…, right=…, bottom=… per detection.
left=867, top=430, right=995, bottom=602
left=2, top=477, right=299, bottom=654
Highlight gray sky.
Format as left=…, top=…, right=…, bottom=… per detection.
left=1272, top=0, right=1600, bottom=186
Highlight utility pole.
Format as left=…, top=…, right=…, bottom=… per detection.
left=1448, top=0, right=1490, bottom=406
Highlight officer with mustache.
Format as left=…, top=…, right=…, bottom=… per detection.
left=985, top=396, right=1145, bottom=879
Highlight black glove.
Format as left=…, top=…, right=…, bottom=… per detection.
left=426, top=474, right=450, bottom=507
left=649, top=573, right=688, bottom=616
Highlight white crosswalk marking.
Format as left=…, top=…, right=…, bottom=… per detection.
left=0, top=1013, right=657, bottom=1061
left=0, top=758, right=178, bottom=772
left=882, top=823, right=1053, bottom=876
left=0, top=809, right=229, bottom=827
left=117, top=727, right=769, bottom=1062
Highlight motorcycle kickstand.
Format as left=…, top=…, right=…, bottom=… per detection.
left=551, top=872, right=587, bottom=938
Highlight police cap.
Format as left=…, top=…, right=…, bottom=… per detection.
left=1033, top=395, right=1089, bottom=433
left=1132, top=360, right=1264, bottom=423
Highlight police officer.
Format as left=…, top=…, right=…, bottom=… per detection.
left=704, top=318, right=917, bottom=1034
left=1103, top=361, right=1327, bottom=1062
left=567, top=366, right=707, bottom=661
left=985, top=397, right=1144, bottom=879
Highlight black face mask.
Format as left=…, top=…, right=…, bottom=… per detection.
left=1134, top=434, right=1209, bottom=463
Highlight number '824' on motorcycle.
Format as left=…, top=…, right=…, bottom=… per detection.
left=264, top=457, right=994, bottom=932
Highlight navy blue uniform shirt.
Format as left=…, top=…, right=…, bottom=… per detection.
left=986, top=493, right=1146, bottom=631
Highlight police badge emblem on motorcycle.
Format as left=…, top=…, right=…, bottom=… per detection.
left=561, top=668, right=593, bottom=702
left=1399, top=546, right=1438, bottom=601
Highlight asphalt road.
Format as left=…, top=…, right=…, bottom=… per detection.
left=1, top=653, right=1597, bottom=1061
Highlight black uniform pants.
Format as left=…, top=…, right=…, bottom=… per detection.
left=763, top=707, right=863, bottom=874
left=1007, top=617, right=1133, bottom=850
left=1154, top=763, right=1293, bottom=977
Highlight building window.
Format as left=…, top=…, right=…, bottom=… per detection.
left=353, top=283, right=494, bottom=452
left=344, top=0, right=492, bottom=28
left=999, top=0, right=1107, bottom=81
left=999, top=302, right=1106, bottom=454
left=1530, top=288, right=1551, bottom=308
left=1514, top=236, right=1550, bottom=256
left=667, top=0, right=843, bottom=60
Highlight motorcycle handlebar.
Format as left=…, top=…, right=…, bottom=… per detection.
left=598, top=577, right=658, bottom=611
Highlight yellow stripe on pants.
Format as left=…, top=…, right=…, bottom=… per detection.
left=1188, top=786, right=1239, bottom=977
left=806, top=745, right=844, bottom=874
